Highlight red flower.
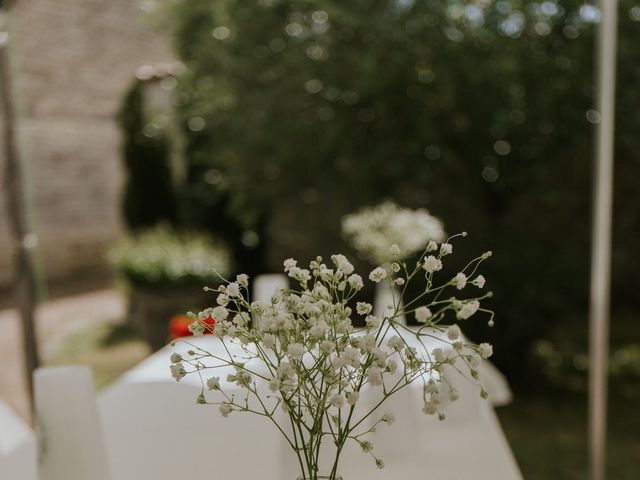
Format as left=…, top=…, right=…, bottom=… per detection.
left=168, top=314, right=216, bottom=340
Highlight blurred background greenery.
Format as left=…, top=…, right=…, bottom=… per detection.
left=118, top=0, right=639, bottom=380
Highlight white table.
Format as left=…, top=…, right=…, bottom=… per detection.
left=99, top=333, right=522, bottom=480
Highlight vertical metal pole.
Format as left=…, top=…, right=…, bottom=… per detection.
left=0, top=7, right=41, bottom=416
left=589, top=1, right=618, bottom=479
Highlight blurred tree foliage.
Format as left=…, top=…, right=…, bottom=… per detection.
left=119, top=80, right=178, bottom=230
left=148, top=0, right=640, bottom=380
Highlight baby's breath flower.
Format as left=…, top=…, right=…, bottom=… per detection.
left=386, top=358, right=398, bottom=374
left=170, top=362, right=186, bottom=381
left=226, top=282, right=241, bottom=297
left=360, top=440, right=373, bottom=452
left=453, top=272, right=467, bottom=290
left=387, top=335, right=404, bottom=351
left=394, top=277, right=405, bottom=286
left=170, top=353, right=182, bottom=363
left=365, top=315, right=381, bottom=329
left=426, top=240, right=438, bottom=252
left=331, top=254, right=355, bottom=275
left=236, top=273, right=249, bottom=287
left=347, top=273, right=364, bottom=290
left=356, top=302, right=373, bottom=315
left=440, top=242, right=453, bottom=255
left=330, top=393, right=346, bottom=409
left=287, top=343, right=304, bottom=361
left=367, top=366, right=383, bottom=386
left=346, top=391, right=359, bottom=406
left=219, top=404, right=232, bottom=417
left=216, top=293, right=229, bottom=306
left=447, top=324, right=462, bottom=341
left=478, top=342, right=493, bottom=359
left=381, top=412, right=395, bottom=424
left=213, top=306, right=229, bottom=320
left=319, top=340, right=335, bottom=354
left=283, top=258, right=297, bottom=272
left=369, top=267, right=387, bottom=283
left=457, top=300, right=480, bottom=320
left=415, top=306, right=432, bottom=323
left=188, top=322, right=205, bottom=336
left=423, top=255, right=442, bottom=273
left=471, top=275, right=486, bottom=288
left=389, top=244, right=401, bottom=257
left=375, top=458, right=385, bottom=469
left=432, top=348, right=446, bottom=363
left=207, top=376, right=220, bottom=390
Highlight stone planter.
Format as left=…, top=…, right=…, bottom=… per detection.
left=127, top=286, right=211, bottom=351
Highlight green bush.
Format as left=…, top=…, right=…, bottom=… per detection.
left=150, top=0, right=640, bottom=379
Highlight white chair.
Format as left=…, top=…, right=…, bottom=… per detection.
left=34, top=366, right=111, bottom=480
left=0, top=400, right=37, bottom=480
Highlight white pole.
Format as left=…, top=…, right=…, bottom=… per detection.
left=589, top=1, right=618, bottom=480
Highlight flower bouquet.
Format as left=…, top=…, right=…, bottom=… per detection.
left=170, top=234, right=493, bottom=480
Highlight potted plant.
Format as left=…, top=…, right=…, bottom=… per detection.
left=110, top=226, right=232, bottom=350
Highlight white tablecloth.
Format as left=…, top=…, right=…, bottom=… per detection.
left=99, top=333, right=522, bottom=480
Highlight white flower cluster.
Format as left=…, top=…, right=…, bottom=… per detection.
left=170, top=235, right=493, bottom=478
left=342, top=201, right=446, bottom=265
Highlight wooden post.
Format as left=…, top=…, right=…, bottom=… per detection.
left=0, top=6, right=41, bottom=414
left=589, top=1, right=618, bottom=479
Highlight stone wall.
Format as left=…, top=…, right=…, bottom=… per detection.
left=0, top=0, right=174, bottom=292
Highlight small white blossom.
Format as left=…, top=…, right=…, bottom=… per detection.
left=268, top=378, right=280, bottom=392
left=440, top=242, right=453, bottom=255
left=283, top=258, right=297, bottom=272
left=472, top=275, right=486, bottom=288
left=330, top=393, right=346, bottom=409
left=365, top=315, right=381, bottom=329
left=331, top=254, right=355, bottom=274
left=207, top=376, right=220, bottom=390
left=394, top=277, right=405, bottom=286
left=236, top=273, right=249, bottom=287
left=213, top=306, right=229, bottom=320
left=386, top=358, right=398, bottom=374
left=345, top=391, right=360, bottom=406
left=262, top=333, right=276, bottom=349
left=415, top=306, right=432, bottom=323
left=381, top=412, right=395, bottom=424
left=432, top=348, right=446, bottom=363
left=319, top=340, right=335, bottom=354
left=367, top=366, right=383, bottom=386
left=287, top=343, right=304, bottom=361
left=360, top=440, right=373, bottom=452
left=423, top=255, right=442, bottom=273
left=170, top=353, right=182, bottom=363
left=356, top=302, right=372, bottom=315
left=219, top=404, right=232, bottom=417
left=226, top=282, right=241, bottom=297
left=347, top=273, right=364, bottom=290
left=389, top=244, right=401, bottom=257
left=369, top=267, right=387, bottom=283
left=447, top=324, right=462, bottom=341
left=453, top=273, right=467, bottom=290
left=387, top=335, right=404, bottom=350
left=375, top=459, right=385, bottom=469
left=216, top=293, right=229, bottom=306
left=170, top=362, right=186, bottom=381
left=426, top=240, right=438, bottom=252
left=478, top=342, right=493, bottom=359
left=457, top=300, right=480, bottom=320
left=188, top=322, right=205, bottom=336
